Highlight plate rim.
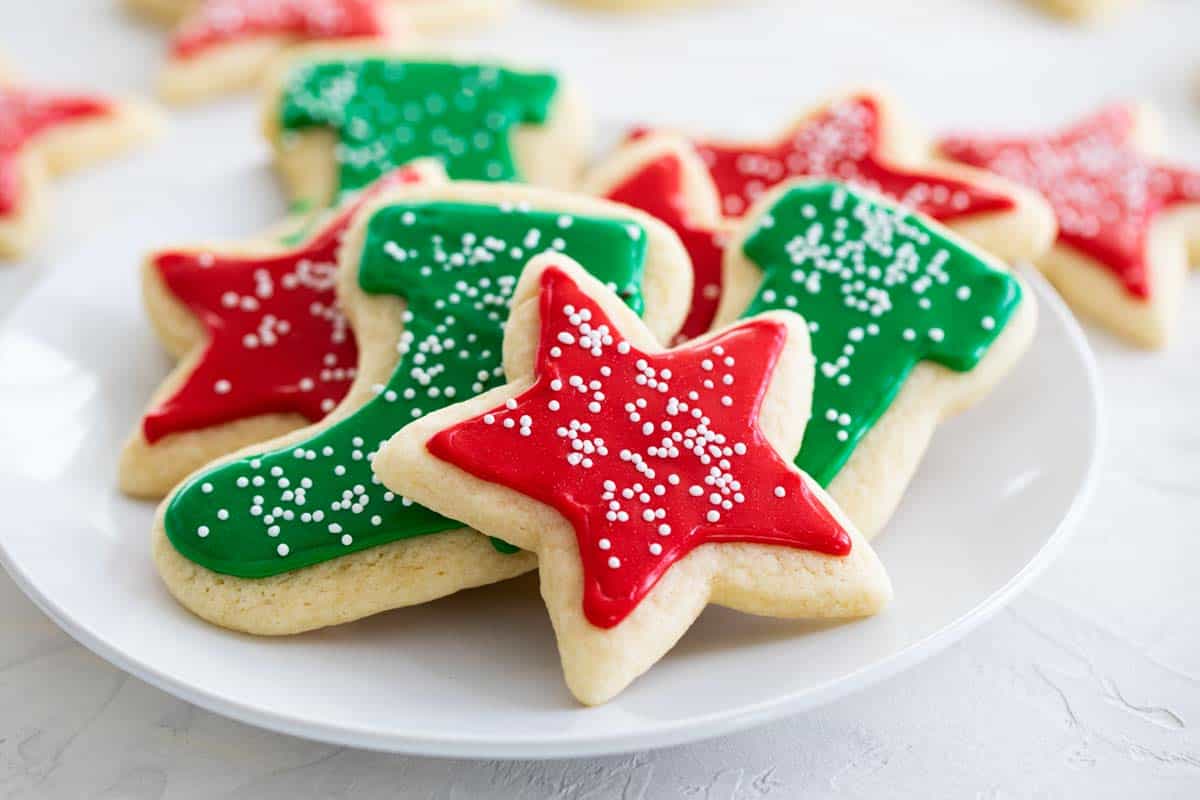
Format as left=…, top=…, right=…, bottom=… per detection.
left=0, top=258, right=1103, bottom=759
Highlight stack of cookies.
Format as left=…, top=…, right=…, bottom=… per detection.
left=22, top=3, right=1181, bottom=706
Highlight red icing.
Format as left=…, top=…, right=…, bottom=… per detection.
left=0, top=88, right=111, bottom=216
left=636, top=96, right=1015, bottom=221
left=171, top=0, right=387, bottom=59
left=428, top=266, right=851, bottom=628
left=940, top=106, right=1200, bottom=300
left=142, top=165, right=427, bottom=443
left=604, top=154, right=726, bottom=343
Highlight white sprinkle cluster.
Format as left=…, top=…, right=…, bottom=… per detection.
left=201, top=254, right=353, bottom=414
left=757, top=187, right=1001, bottom=446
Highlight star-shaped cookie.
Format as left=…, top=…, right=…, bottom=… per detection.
left=583, top=133, right=733, bottom=342
left=130, top=0, right=510, bottom=103
left=611, top=91, right=1053, bottom=340
left=151, top=180, right=692, bottom=636
left=158, top=0, right=411, bottom=104
left=939, top=105, right=1200, bottom=348
left=0, top=68, right=161, bottom=258
left=634, top=91, right=1055, bottom=264
left=376, top=255, right=891, bottom=705
left=119, top=162, right=444, bottom=499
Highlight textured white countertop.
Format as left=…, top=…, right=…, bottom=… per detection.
left=3, top=1, right=1200, bottom=796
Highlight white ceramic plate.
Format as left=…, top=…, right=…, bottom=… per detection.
left=0, top=166, right=1100, bottom=759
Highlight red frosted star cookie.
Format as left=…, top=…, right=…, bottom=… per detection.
left=172, top=0, right=392, bottom=59
left=0, top=69, right=160, bottom=258
left=616, top=91, right=1054, bottom=338
left=119, top=161, right=445, bottom=498
left=376, top=254, right=890, bottom=705
left=584, top=134, right=732, bottom=343
left=137, top=0, right=511, bottom=103
left=940, top=105, right=1200, bottom=347
left=158, top=0, right=405, bottom=104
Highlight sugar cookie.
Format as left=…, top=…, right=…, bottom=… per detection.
left=136, top=1, right=511, bottom=104
left=0, top=69, right=161, bottom=258
left=152, top=181, right=691, bottom=635
left=159, top=1, right=411, bottom=104
left=618, top=90, right=1053, bottom=340
left=939, top=105, right=1200, bottom=348
left=716, top=182, right=1037, bottom=538
left=120, top=162, right=444, bottom=499
left=583, top=132, right=733, bottom=342
left=375, top=255, right=891, bottom=705
left=263, top=44, right=587, bottom=208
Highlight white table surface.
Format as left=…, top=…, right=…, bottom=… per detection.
left=3, top=1, right=1200, bottom=796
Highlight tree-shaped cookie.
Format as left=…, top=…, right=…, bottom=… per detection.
left=716, top=182, right=1036, bottom=538
left=939, top=105, right=1200, bottom=348
left=376, top=255, right=891, bottom=705
left=120, top=162, right=444, bottom=498
left=263, top=44, right=586, bottom=209
left=606, top=91, right=1053, bottom=341
left=152, top=181, right=691, bottom=635
left=0, top=67, right=161, bottom=258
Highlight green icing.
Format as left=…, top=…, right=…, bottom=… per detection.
left=165, top=202, right=648, bottom=577
left=279, top=59, right=559, bottom=201
left=739, top=183, right=1022, bottom=486
left=488, top=537, right=522, bottom=555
